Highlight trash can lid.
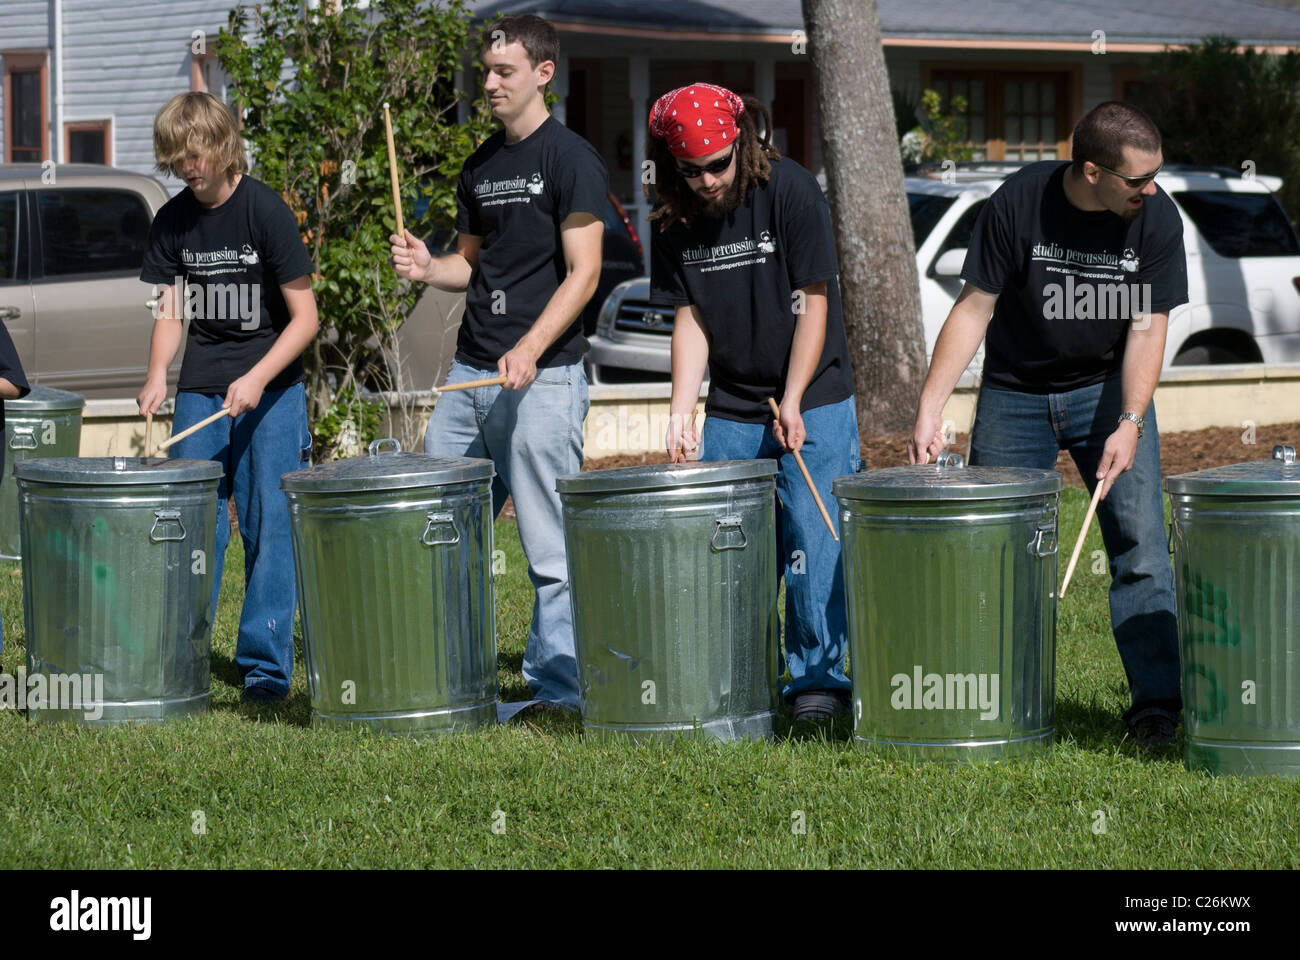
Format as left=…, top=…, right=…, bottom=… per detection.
left=13, top=457, right=222, bottom=485
left=5, top=386, right=85, bottom=412
left=281, top=439, right=494, bottom=493
left=833, top=453, right=1061, bottom=501
left=556, top=459, right=778, bottom=495
left=1164, top=444, right=1300, bottom=497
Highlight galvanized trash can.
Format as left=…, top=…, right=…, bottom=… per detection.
left=15, top=456, right=221, bottom=723
left=1166, top=444, right=1300, bottom=777
left=834, top=454, right=1061, bottom=761
left=2, top=387, right=85, bottom=560
left=557, top=460, right=779, bottom=743
left=282, top=439, right=497, bottom=736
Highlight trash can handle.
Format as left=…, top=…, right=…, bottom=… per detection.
left=420, top=512, right=460, bottom=547
left=710, top=515, right=748, bottom=552
left=369, top=437, right=402, bottom=456
left=149, top=508, right=186, bottom=543
left=1028, top=500, right=1057, bottom=557
left=9, top=427, right=37, bottom=450
left=1273, top=444, right=1296, bottom=464
left=936, top=452, right=964, bottom=468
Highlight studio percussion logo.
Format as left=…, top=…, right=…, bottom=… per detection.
left=49, top=890, right=151, bottom=940
left=0, top=668, right=104, bottom=721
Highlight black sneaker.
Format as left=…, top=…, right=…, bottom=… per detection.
left=1132, top=712, right=1177, bottom=749
left=793, top=690, right=851, bottom=723
left=241, top=685, right=286, bottom=706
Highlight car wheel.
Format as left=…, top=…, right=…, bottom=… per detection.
left=1172, top=342, right=1256, bottom=365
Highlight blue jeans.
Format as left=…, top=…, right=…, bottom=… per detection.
left=424, top=359, right=588, bottom=708
left=698, top=396, right=861, bottom=700
left=172, top=383, right=311, bottom=698
left=968, top=377, right=1181, bottom=726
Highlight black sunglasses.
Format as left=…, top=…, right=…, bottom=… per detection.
left=676, top=147, right=735, bottom=179
left=1090, top=160, right=1162, bottom=188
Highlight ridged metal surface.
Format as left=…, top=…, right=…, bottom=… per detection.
left=286, top=480, right=497, bottom=737
left=18, top=468, right=217, bottom=723
left=560, top=468, right=779, bottom=743
left=1, top=404, right=83, bottom=560
left=839, top=493, right=1059, bottom=762
left=1170, top=496, right=1300, bottom=777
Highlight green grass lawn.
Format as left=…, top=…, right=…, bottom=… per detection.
left=1, top=486, right=1297, bottom=869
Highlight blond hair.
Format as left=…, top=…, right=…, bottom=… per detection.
left=152, top=92, right=248, bottom=181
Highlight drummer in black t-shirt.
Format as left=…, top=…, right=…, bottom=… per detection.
left=908, top=102, right=1188, bottom=749
left=649, top=83, right=859, bottom=724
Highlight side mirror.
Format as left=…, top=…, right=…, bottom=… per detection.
left=932, top=248, right=967, bottom=278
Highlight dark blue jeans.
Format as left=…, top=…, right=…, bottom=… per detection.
left=969, top=377, right=1181, bottom=726
left=698, top=396, right=861, bottom=700
left=172, top=383, right=312, bottom=698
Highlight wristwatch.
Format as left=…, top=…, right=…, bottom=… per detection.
left=1118, top=412, right=1145, bottom=438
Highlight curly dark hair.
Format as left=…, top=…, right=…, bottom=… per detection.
left=647, top=95, right=780, bottom=231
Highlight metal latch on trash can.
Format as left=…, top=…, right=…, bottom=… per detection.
left=1029, top=500, right=1058, bottom=557
left=710, top=515, right=748, bottom=552
left=1274, top=444, right=1297, bottom=464
left=420, top=512, right=460, bottom=547
left=9, top=427, right=36, bottom=450
left=149, top=509, right=187, bottom=543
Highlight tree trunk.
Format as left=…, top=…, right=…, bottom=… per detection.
left=802, top=0, right=928, bottom=436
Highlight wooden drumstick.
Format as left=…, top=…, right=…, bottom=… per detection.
left=145, top=411, right=153, bottom=458
left=157, top=408, right=234, bottom=451
left=383, top=102, right=404, bottom=241
left=767, top=398, right=838, bottom=541
left=1059, top=476, right=1106, bottom=598
left=434, top=375, right=507, bottom=395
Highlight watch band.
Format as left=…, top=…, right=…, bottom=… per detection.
left=1118, top=412, right=1145, bottom=438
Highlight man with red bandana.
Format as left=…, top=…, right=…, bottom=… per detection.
left=648, top=83, right=860, bottom=723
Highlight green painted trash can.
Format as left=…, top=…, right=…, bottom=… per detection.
left=834, top=454, right=1062, bottom=762
left=557, top=461, right=780, bottom=743
left=15, top=456, right=221, bottom=723
left=282, top=439, right=497, bottom=736
left=2, top=387, right=85, bottom=560
left=1166, top=444, right=1300, bottom=777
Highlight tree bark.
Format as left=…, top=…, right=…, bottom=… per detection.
left=802, top=0, right=928, bottom=436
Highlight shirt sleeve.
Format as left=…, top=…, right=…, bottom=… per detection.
left=1138, top=193, right=1189, bottom=314
left=257, top=186, right=315, bottom=285
left=781, top=172, right=839, bottom=290
left=553, top=143, right=610, bottom=223
left=649, top=225, right=691, bottom=306
left=960, top=184, right=1017, bottom=296
left=0, top=321, right=30, bottom=398
left=455, top=164, right=480, bottom=237
left=139, top=204, right=181, bottom=286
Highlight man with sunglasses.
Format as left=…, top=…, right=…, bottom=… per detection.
left=648, top=83, right=859, bottom=724
left=909, top=101, right=1188, bottom=749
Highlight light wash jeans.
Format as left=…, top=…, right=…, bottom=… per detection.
left=424, top=359, right=588, bottom=708
left=698, top=396, right=861, bottom=700
left=171, top=382, right=312, bottom=698
left=968, top=376, right=1181, bottom=726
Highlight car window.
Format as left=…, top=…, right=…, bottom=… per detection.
left=936, top=199, right=986, bottom=256
left=0, top=192, right=27, bottom=284
left=1173, top=190, right=1300, bottom=258
left=908, top=193, right=955, bottom=247
left=36, top=188, right=151, bottom=278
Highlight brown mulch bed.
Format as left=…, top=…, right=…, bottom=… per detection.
left=231, top=422, right=1297, bottom=529
left=582, top=420, right=1300, bottom=491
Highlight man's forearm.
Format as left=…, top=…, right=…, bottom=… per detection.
left=145, top=310, right=185, bottom=382
left=784, top=288, right=826, bottom=403
left=670, top=305, right=710, bottom=416
left=515, top=267, right=599, bottom=359
left=917, top=296, right=993, bottom=417
left=1120, top=312, right=1168, bottom=417
left=423, top=253, right=474, bottom=292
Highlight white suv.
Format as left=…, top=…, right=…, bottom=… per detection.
left=588, top=163, right=1300, bottom=386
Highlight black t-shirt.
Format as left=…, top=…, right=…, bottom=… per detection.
left=140, top=175, right=316, bottom=394
left=649, top=156, right=854, bottom=422
left=962, top=161, right=1188, bottom=392
left=455, top=116, right=610, bottom=369
left=0, top=325, right=31, bottom=478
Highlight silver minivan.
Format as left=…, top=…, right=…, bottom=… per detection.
left=0, top=164, right=174, bottom=398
